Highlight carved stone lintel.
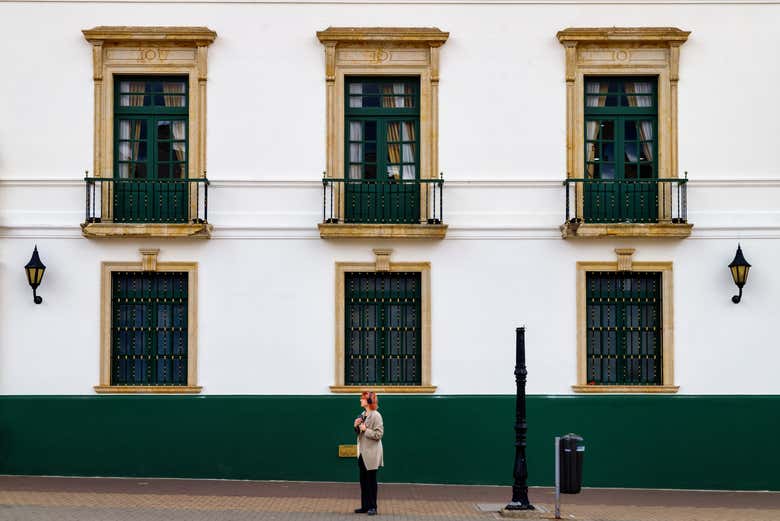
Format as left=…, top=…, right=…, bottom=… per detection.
left=373, top=249, right=393, bottom=272
left=140, top=248, right=160, bottom=272
left=615, top=248, right=636, bottom=272
left=316, top=27, right=449, bottom=47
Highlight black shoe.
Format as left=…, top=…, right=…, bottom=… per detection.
left=367, top=509, right=377, bottom=516
left=354, top=508, right=368, bottom=513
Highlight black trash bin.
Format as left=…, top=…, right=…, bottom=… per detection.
left=559, top=433, right=585, bottom=494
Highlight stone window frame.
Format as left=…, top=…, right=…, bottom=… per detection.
left=574, top=248, right=678, bottom=393
left=316, top=27, right=449, bottom=240
left=330, top=249, right=436, bottom=393
left=82, top=26, right=217, bottom=239
left=95, top=248, right=201, bottom=394
left=557, top=27, right=692, bottom=239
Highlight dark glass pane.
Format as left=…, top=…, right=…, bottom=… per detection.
left=132, top=164, right=147, bottom=179
left=600, top=164, right=615, bottom=179
left=639, top=164, right=654, bottom=178
left=157, top=164, right=170, bottom=178
left=601, top=121, right=614, bottom=140
left=365, top=121, right=377, bottom=140
left=602, top=143, right=614, bottom=162
left=625, top=121, right=638, bottom=140
left=624, top=164, right=638, bottom=179
left=158, top=121, right=171, bottom=140
left=363, top=95, right=380, bottom=108
left=365, top=142, right=377, bottom=163
left=364, top=164, right=377, bottom=179
left=624, top=143, right=639, bottom=163
left=158, top=141, right=171, bottom=162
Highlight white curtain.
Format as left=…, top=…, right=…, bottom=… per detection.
left=163, top=83, right=187, bottom=171
left=585, top=82, right=605, bottom=178
left=393, top=83, right=406, bottom=108
left=626, top=82, right=654, bottom=162
left=349, top=83, right=363, bottom=108
left=349, top=122, right=362, bottom=179
left=401, top=122, right=416, bottom=179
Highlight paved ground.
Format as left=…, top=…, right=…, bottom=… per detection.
left=0, top=476, right=777, bottom=521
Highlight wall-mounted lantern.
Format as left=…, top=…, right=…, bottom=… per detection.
left=24, top=245, right=46, bottom=304
left=728, top=244, right=751, bottom=304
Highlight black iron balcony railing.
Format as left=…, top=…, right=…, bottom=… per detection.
left=322, top=176, right=444, bottom=225
left=563, top=177, right=688, bottom=224
left=84, top=177, right=209, bottom=224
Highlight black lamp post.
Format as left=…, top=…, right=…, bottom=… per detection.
left=728, top=244, right=751, bottom=304
left=505, top=327, right=534, bottom=511
left=24, top=245, right=46, bottom=304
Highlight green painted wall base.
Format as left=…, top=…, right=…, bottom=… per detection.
left=0, top=395, right=777, bottom=491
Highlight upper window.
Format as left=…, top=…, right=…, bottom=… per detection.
left=557, top=27, right=691, bottom=238
left=114, top=76, right=190, bottom=223
left=584, top=77, right=658, bottom=223
left=344, top=77, right=421, bottom=224
left=316, top=27, right=448, bottom=238
left=81, top=26, right=216, bottom=238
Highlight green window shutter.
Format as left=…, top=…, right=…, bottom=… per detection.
left=111, top=271, right=188, bottom=386
left=345, top=272, right=422, bottom=386
left=583, top=77, right=658, bottom=223
left=585, top=271, right=662, bottom=385
left=113, top=76, right=189, bottom=223
left=344, top=77, right=420, bottom=224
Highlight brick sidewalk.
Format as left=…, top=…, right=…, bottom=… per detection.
left=0, top=476, right=777, bottom=521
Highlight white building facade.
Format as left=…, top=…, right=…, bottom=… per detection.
left=1, top=0, right=778, bottom=490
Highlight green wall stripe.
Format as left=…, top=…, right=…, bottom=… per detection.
left=0, top=395, right=776, bottom=491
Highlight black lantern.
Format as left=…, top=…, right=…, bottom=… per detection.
left=728, top=244, right=751, bottom=304
left=24, top=245, right=46, bottom=304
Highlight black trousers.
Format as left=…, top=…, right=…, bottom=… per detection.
left=358, top=455, right=378, bottom=510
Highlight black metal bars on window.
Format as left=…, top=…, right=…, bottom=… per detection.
left=84, top=176, right=209, bottom=224
left=111, top=271, right=188, bottom=386
left=585, top=271, right=662, bottom=385
left=345, top=272, right=422, bottom=386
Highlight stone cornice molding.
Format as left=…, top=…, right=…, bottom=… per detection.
left=82, top=26, right=217, bottom=46
left=556, top=27, right=690, bottom=45
left=316, top=27, right=449, bottom=47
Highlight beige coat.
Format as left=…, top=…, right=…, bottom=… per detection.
left=357, top=410, right=384, bottom=471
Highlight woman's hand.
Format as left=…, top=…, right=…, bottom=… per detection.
left=359, top=423, right=367, bottom=432
left=354, top=418, right=363, bottom=428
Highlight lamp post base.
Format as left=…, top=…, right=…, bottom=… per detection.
left=505, top=502, right=535, bottom=511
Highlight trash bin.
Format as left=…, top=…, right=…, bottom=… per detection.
left=559, top=433, right=585, bottom=494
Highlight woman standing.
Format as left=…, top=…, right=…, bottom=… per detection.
left=353, top=391, right=384, bottom=515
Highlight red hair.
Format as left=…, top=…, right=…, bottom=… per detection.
left=361, top=391, right=379, bottom=410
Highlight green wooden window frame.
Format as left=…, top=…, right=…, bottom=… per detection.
left=113, top=75, right=189, bottom=223
left=111, top=271, right=188, bottom=386
left=586, top=271, right=662, bottom=385
left=583, top=77, right=659, bottom=222
left=345, top=272, right=422, bottom=386
left=343, top=77, right=421, bottom=224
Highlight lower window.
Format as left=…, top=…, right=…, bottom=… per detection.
left=111, top=271, right=189, bottom=386
left=586, top=271, right=662, bottom=385
left=345, top=272, right=421, bottom=385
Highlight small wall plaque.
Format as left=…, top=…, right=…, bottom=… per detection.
left=339, top=444, right=357, bottom=458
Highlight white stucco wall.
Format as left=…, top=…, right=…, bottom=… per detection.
left=1, top=1, right=778, bottom=395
